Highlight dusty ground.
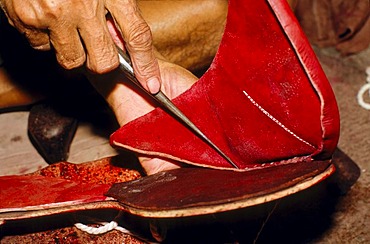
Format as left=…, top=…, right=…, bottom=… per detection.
left=310, top=46, right=370, bottom=243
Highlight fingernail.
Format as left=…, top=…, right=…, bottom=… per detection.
left=147, top=77, right=161, bottom=94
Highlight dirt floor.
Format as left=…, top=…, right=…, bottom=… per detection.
left=309, top=46, right=370, bottom=243
left=0, top=42, right=369, bottom=244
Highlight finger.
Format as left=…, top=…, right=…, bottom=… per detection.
left=1, top=1, right=50, bottom=50
left=23, top=28, right=51, bottom=51
left=48, top=26, right=86, bottom=70
left=107, top=0, right=161, bottom=94
left=78, top=11, right=118, bottom=74
left=5, top=16, right=51, bottom=50
left=106, top=16, right=126, bottom=52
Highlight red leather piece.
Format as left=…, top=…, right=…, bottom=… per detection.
left=0, top=175, right=110, bottom=210
left=0, top=158, right=140, bottom=213
left=110, top=0, right=340, bottom=170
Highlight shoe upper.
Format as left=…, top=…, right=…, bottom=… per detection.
left=110, top=0, right=340, bottom=170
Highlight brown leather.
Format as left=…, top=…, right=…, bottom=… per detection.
left=295, top=0, right=370, bottom=55
left=139, top=0, right=228, bottom=72
left=107, top=160, right=333, bottom=215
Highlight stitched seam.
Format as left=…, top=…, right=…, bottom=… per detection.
left=243, top=90, right=316, bottom=149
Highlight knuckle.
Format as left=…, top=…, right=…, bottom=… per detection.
left=58, top=53, right=86, bottom=70
left=125, top=20, right=158, bottom=78
left=25, top=31, right=51, bottom=49
left=39, top=1, right=63, bottom=20
left=13, top=5, right=37, bottom=26
left=88, top=56, right=119, bottom=74
left=11, top=1, right=63, bottom=28
left=80, top=0, right=100, bottom=20
left=85, top=37, right=119, bottom=74
left=126, top=21, right=153, bottom=51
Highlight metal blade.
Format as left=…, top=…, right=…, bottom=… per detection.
left=116, top=48, right=239, bottom=169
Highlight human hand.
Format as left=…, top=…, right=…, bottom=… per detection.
left=0, top=0, right=161, bottom=93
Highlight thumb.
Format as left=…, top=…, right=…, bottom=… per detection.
left=106, top=6, right=161, bottom=94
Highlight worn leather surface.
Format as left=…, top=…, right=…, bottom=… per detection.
left=106, top=160, right=333, bottom=214
left=138, top=0, right=228, bottom=72
left=0, top=156, right=140, bottom=213
left=111, top=0, right=340, bottom=170
left=295, top=0, right=370, bottom=55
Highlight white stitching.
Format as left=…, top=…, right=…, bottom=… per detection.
left=243, top=90, right=316, bottom=149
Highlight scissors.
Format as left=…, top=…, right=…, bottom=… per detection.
left=116, top=47, right=239, bottom=169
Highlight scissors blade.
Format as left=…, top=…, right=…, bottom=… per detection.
left=116, top=47, right=239, bottom=169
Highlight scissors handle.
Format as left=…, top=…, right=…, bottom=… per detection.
left=116, top=47, right=239, bottom=169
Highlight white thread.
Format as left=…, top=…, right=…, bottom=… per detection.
left=75, top=221, right=119, bottom=235
left=75, top=221, right=159, bottom=243
left=243, top=90, right=315, bottom=149
left=357, top=66, right=370, bottom=110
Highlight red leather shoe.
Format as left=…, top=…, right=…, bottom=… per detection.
left=105, top=0, right=341, bottom=218
left=110, top=0, right=339, bottom=171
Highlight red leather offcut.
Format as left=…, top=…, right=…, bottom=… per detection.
left=110, top=0, right=340, bottom=170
